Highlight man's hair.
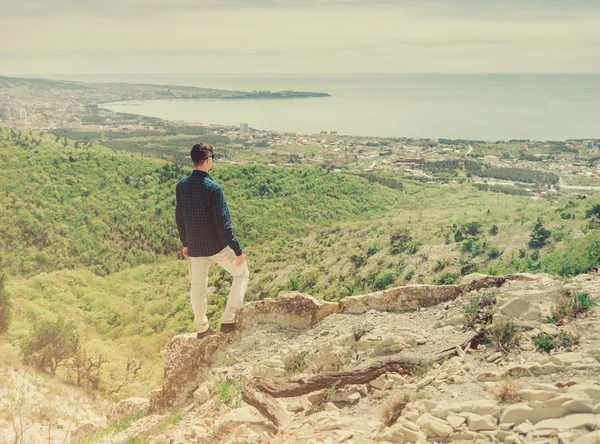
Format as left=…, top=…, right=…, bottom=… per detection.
left=191, top=143, right=214, bottom=166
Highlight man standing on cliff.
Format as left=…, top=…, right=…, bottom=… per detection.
left=176, top=143, right=249, bottom=339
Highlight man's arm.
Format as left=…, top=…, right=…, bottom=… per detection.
left=210, top=187, right=243, bottom=257
left=175, top=183, right=188, bottom=254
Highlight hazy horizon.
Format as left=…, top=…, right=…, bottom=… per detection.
left=2, top=1, right=599, bottom=75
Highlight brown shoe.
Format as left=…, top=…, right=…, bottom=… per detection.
left=196, top=328, right=217, bottom=339
left=220, top=323, right=236, bottom=334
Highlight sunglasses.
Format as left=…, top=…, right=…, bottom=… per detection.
left=205, top=153, right=215, bottom=160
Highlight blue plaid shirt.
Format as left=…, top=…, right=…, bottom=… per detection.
left=175, top=170, right=243, bottom=257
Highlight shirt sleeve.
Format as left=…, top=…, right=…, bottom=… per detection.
left=175, top=182, right=187, bottom=247
left=210, top=187, right=243, bottom=256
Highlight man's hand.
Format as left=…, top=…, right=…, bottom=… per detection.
left=236, top=253, right=245, bottom=266
left=182, top=247, right=189, bottom=259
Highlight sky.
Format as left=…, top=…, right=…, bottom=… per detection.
left=1, top=0, right=599, bottom=75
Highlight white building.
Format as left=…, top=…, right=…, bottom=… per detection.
left=240, top=123, right=249, bottom=134
left=483, top=155, right=499, bottom=166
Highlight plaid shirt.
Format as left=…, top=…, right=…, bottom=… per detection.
left=175, top=170, right=243, bottom=257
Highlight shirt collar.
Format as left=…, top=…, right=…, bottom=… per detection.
left=192, top=170, right=211, bottom=178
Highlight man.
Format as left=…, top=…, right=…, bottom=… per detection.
left=176, top=142, right=249, bottom=339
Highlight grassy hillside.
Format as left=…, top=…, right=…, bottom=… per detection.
left=2, top=127, right=600, bottom=400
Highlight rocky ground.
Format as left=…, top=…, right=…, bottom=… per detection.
left=74, top=272, right=600, bottom=444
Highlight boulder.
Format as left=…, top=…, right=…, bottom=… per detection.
left=107, top=397, right=149, bottom=424
left=236, top=293, right=338, bottom=331
left=532, top=413, right=599, bottom=431
left=70, top=422, right=101, bottom=444
left=416, top=413, right=453, bottom=438
left=149, top=333, right=229, bottom=413
left=462, top=413, right=497, bottom=431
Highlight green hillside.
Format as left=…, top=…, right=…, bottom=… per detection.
left=2, top=127, right=600, bottom=399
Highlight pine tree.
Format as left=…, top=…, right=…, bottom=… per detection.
left=529, top=217, right=551, bottom=249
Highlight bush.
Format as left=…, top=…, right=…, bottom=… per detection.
left=374, top=269, right=397, bottom=290
left=543, top=233, right=600, bottom=276
left=284, top=351, right=309, bottom=375
left=535, top=331, right=580, bottom=352
left=436, top=272, right=458, bottom=285
left=404, top=270, right=414, bottom=281
left=0, top=273, right=11, bottom=334
left=216, top=377, right=242, bottom=408
left=485, top=320, right=521, bottom=353
left=390, top=229, right=418, bottom=255
left=487, top=247, right=502, bottom=260
left=464, top=293, right=497, bottom=329
left=21, top=317, right=80, bottom=374
left=529, top=217, right=551, bottom=249
left=548, top=292, right=596, bottom=324
left=489, top=224, right=499, bottom=236
left=349, top=253, right=365, bottom=267
left=381, top=393, right=411, bottom=427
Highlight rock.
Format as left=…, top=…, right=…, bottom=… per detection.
left=236, top=293, right=338, bottom=331
left=416, top=414, right=453, bottom=438
left=514, top=421, right=532, bottom=435
left=149, top=334, right=229, bottom=412
left=486, top=351, right=503, bottom=363
left=519, top=389, right=559, bottom=403
left=70, top=422, right=101, bottom=444
left=532, top=383, right=564, bottom=393
left=462, top=413, right=497, bottom=431
left=416, top=376, right=434, bottom=389
left=540, top=324, right=559, bottom=335
left=562, top=397, right=595, bottom=414
left=594, top=403, right=600, bottom=414
left=369, top=375, right=387, bottom=390
left=476, top=371, right=501, bottom=382
left=500, top=403, right=533, bottom=424
left=532, top=413, right=599, bottom=431
left=446, top=414, right=466, bottom=429
left=193, top=384, right=211, bottom=407
left=214, top=406, right=273, bottom=436
left=459, top=400, right=501, bottom=418
left=578, top=431, right=600, bottom=444
left=497, top=297, right=531, bottom=318
left=107, top=397, right=149, bottom=424
left=331, top=389, right=361, bottom=404
left=550, top=352, right=584, bottom=366
left=567, top=384, right=600, bottom=401
left=308, top=392, right=329, bottom=405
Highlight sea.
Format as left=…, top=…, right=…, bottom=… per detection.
left=42, top=73, right=600, bottom=141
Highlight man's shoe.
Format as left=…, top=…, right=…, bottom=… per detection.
left=220, top=323, right=236, bottom=334
left=196, top=328, right=217, bottom=339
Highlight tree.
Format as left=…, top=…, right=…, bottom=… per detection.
left=529, top=217, right=551, bottom=249
left=21, top=318, right=80, bottom=374
left=489, top=224, right=499, bottom=236
left=0, top=272, right=11, bottom=334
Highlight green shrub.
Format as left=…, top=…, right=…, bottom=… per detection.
left=216, top=377, right=242, bottom=408
left=529, top=217, right=551, bottom=249
left=543, top=233, right=600, bottom=276
left=489, top=224, right=499, bottom=236
left=535, top=333, right=555, bottom=352
left=349, top=253, right=365, bottom=267
left=21, top=317, right=80, bottom=374
left=437, top=272, right=458, bottom=285
left=464, top=293, right=497, bottom=329
left=284, top=351, right=309, bottom=375
left=410, top=361, right=433, bottom=378
left=404, top=270, right=414, bottom=281
left=535, top=331, right=580, bottom=352
left=488, top=247, right=501, bottom=259
left=374, top=269, right=397, bottom=290
left=485, top=320, right=521, bottom=353
left=549, top=292, right=596, bottom=323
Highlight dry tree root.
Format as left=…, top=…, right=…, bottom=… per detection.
left=241, top=330, right=486, bottom=427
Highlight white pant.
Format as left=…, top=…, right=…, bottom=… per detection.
left=189, top=246, right=249, bottom=333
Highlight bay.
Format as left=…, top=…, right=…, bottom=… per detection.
left=44, top=73, right=600, bottom=141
